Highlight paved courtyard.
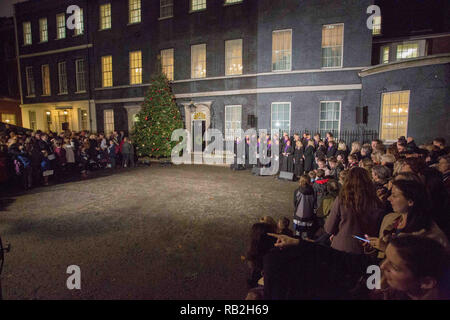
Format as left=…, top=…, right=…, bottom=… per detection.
left=0, top=164, right=295, bottom=299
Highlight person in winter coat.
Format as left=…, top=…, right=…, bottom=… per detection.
left=107, top=139, right=116, bottom=169
left=121, top=137, right=135, bottom=168
left=293, top=175, right=316, bottom=239
left=304, top=140, right=315, bottom=173
left=312, top=169, right=329, bottom=210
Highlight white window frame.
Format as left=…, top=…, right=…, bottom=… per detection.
left=29, top=111, right=37, bottom=131
left=58, top=61, right=68, bottom=94
left=56, top=13, right=66, bottom=39
left=224, top=105, right=242, bottom=141
left=75, top=59, right=86, bottom=93
left=160, top=0, right=174, bottom=19
left=271, top=102, right=291, bottom=135
left=191, top=43, right=206, bottom=79
left=372, top=15, right=381, bottom=35
left=161, top=48, right=174, bottom=81
left=100, top=3, right=112, bottom=30
left=74, top=8, right=84, bottom=36
left=190, top=0, right=207, bottom=12
left=79, top=109, right=88, bottom=131
left=128, top=0, right=141, bottom=24
left=41, top=64, right=51, bottom=96
left=25, top=66, right=35, bottom=97
left=129, top=51, right=142, bottom=85
left=319, top=101, right=342, bottom=137
left=39, top=18, right=48, bottom=43
left=104, top=109, right=115, bottom=135
left=225, top=39, right=243, bottom=76
left=379, top=90, right=410, bottom=143
left=23, top=22, right=32, bottom=45
left=394, top=40, right=426, bottom=61
left=380, top=45, right=390, bottom=64
left=102, top=55, right=113, bottom=88
left=272, top=29, right=292, bottom=72
left=321, top=23, right=344, bottom=69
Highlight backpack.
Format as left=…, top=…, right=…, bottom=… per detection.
left=317, top=195, right=336, bottom=219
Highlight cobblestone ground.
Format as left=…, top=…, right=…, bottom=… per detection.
left=0, top=165, right=295, bottom=299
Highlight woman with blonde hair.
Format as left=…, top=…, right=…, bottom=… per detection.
left=304, top=140, right=315, bottom=173
left=350, top=141, right=362, bottom=160
left=336, top=140, right=349, bottom=160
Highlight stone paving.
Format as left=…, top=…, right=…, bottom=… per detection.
left=0, top=164, right=295, bottom=299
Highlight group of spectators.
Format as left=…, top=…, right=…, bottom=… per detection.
left=0, top=126, right=136, bottom=191
left=244, top=133, right=450, bottom=300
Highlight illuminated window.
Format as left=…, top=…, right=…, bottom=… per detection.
left=396, top=42, right=419, bottom=60
left=225, top=105, right=242, bottom=140
left=191, top=0, right=206, bottom=12
left=25, top=67, right=35, bottom=96
left=58, top=62, right=68, bottom=94
left=129, top=0, right=141, bottom=24
left=76, top=59, right=86, bottom=92
left=380, top=91, right=410, bottom=142
left=23, top=22, right=32, bottom=45
left=41, top=64, right=51, bottom=95
left=381, top=46, right=389, bottom=64
left=39, top=18, right=48, bottom=42
left=56, top=13, right=66, bottom=39
left=160, top=0, right=173, bottom=18
left=372, top=15, right=381, bottom=35
left=100, top=3, right=112, bottom=30
left=225, top=39, right=243, bottom=76
left=319, top=101, right=340, bottom=137
left=29, top=111, right=37, bottom=131
left=161, top=49, right=174, bottom=81
left=271, top=103, right=290, bottom=134
left=1, top=114, right=16, bottom=125
left=225, top=0, right=243, bottom=4
left=191, top=44, right=206, bottom=79
left=80, top=110, right=88, bottom=130
left=322, top=24, right=344, bottom=68
left=104, top=109, right=115, bottom=135
left=129, top=51, right=142, bottom=85
left=74, top=8, right=84, bottom=35
left=272, top=30, right=291, bottom=71
left=102, top=56, right=113, bottom=87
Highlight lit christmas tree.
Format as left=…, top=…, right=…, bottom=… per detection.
left=132, top=73, right=183, bottom=158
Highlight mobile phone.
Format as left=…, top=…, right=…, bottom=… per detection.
left=352, top=235, right=370, bottom=243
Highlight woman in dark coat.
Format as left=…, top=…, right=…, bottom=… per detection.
left=326, top=140, right=337, bottom=158
left=304, top=140, right=315, bottom=173
left=281, top=140, right=294, bottom=172
left=293, top=140, right=304, bottom=178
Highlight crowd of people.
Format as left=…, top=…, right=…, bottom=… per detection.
left=243, top=132, right=450, bottom=300
left=0, top=126, right=136, bottom=191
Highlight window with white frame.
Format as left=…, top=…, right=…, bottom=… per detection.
left=76, top=59, right=86, bottom=92
left=29, top=111, right=37, bottom=131
left=41, top=64, right=51, bottom=95
left=74, top=8, right=84, bottom=35
left=225, top=0, right=243, bottom=4
left=129, top=51, right=142, bottom=85
left=102, top=55, right=113, bottom=87
left=80, top=110, right=88, bottom=130
left=39, top=18, right=48, bottom=42
left=271, top=103, right=290, bottom=134
left=23, top=22, right=32, bottom=45
left=1, top=114, right=16, bottom=125
left=191, top=44, right=206, bottom=79
left=100, top=3, right=112, bottom=30
left=381, top=46, right=390, bottom=64
left=104, top=109, right=115, bottom=135
left=380, top=91, right=410, bottom=142
left=56, top=13, right=66, bottom=39
left=225, top=39, right=243, bottom=76
left=129, top=0, right=141, bottom=24
left=319, top=101, right=341, bottom=137
left=396, top=42, right=419, bottom=60
left=272, top=30, right=292, bottom=72
left=160, top=0, right=173, bottom=18
left=191, top=0, right=206, bottom=12
left=58, top=62, right=68, bottom=94
left=225, top=105, right=242, bottom=140
left=161, top=49, right=174, bottom=81
left=322, top=24, right=344, bottom=68
left=372, top=15, right=381, bottom=35
left=25, top=66, right=35, bottom=96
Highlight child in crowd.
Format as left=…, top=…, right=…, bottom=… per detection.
left=312, top=169, right=329, bottom=210
left=347, top=154, right=359, bottom=168
left=277, top=217, right=294, bottom=237
left=107, top=139, right=116, bottom=169
left=308, top=170, right=316, bottom=182
left=293, top=175, right=316, bottom=239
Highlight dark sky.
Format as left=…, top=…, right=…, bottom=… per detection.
left=0, top=0, right=28, bottom=17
